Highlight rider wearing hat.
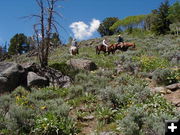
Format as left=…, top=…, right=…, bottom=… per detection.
left=72, top=38, right=78, bottom=47
left=117, top=34, right=124, bottom=48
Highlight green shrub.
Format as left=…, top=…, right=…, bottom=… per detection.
left=68, top=85, right=84, bottom=99
left=117, top=107, right=145, bottom=135
left=96, top=105, right=116, bottom=124
left=28, top=87, right=63, bottom=101
left=49, top=62, right=80, bottom=79
left=0, top=95, right=14, bottom=116
left=117, top=94, right=177, bottom=135
left=33, top=112, right=78, bottom=135
left=74, top=72, right=110, bottom=94
left=152, top=68, right=178, bottom=85
left=139, top=55, right=169, bottom=72
left=5, top=105, right=35, bottom=134
left=100, top=74, right=150, bottom=109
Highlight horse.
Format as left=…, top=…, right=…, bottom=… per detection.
left=96, top=44, right=116, bottom=55
left=116, top=42, right=136, bottom=51
left=69, top=46, right=79, bottom=55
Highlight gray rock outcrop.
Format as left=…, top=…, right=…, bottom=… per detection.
left=0, top=62, right=71, bottom=94
left=24, top=63, right=71, bottom=88
left=0, top=62, right=27, bottom=93
left=67, top=59, right=97, bottom=71
left=27, top=72, right=49, bottom=87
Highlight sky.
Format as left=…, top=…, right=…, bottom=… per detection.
left=0, top=0, right=178, bottom=46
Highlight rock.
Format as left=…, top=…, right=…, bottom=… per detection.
left=164, top=90, right=180, bottom=106
left=99, top=132, right=117, bottom=135
left=24, top=63, right=71, bottom=88
left=0, top=62, right=27, bottom=93
left=67, top=59, right=97, bottom=71
left=150, top=87, right=167, bottom=94
left=166, top=83, right=180, bottom=91
left=27, top=72, right=49, bottom=87
left=82, top=115, right=94, bottom=121
left=114, top=66, right=124, bottom=74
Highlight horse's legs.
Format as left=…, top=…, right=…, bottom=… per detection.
left=77, top=49, right=79, bottom=54
left=69, top=49, right=72, bottom=55
left=98, top=51, right=100, bottom=55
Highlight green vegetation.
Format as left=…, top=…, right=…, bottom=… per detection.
left=8, top=33, right=29, bottom=55
left=110, top=0, right=180, bottom=36
left=98, top=17, right=119, bottom=37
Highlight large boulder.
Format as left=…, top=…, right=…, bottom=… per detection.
left=27, top=72, right=49, bottom=87
left=24, top=63, right=71, bottom=88
left=67, top=59, right=97, bottom=71
left=0, top=62, right=27, bottom=94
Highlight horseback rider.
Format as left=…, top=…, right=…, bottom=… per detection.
left=117, top=34, right=124, bottom=48
left=102, top=38, right=109, bottom=52
left=72, top=38, right=78, bottom=47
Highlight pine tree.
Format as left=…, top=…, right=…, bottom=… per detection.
left=98, top=17, right=119, bottom=37
left=51, top=33, right=61, bottom=47
left=8, top=33, right=29, bottom=55
left=151, top=0, right=171, bottom=35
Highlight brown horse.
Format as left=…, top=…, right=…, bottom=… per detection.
left=116, top=42, right=136, bottom=51
left=96, top=44, right=116, bottom=55
left=69, top=46, right=79, bottom=55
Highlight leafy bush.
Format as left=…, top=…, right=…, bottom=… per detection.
left=117, top=94, right=177, bottom=135
left=5, top=105, right=35, bottom=134
left=49, top=62, right=80, bottom=79
left=101, top=84, right=150, bottom=109
left=33, top=112, right=78, bottom=135
left=74, top=72, right=110, bottom=94
left=152, top=68, right=178, bottom=85
left=139, top=55, right=169, bottom=72
left=96, top=105, right=116, bottom=124
left=68, top=85, right=84, bottom=99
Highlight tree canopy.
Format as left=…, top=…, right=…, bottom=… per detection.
left=8, top=33, right=29, bottom=55
left=110, top=15, right=147, bottom=33
left=97, top=17, right=119, bottom=37
left=150, top=0, right=171, bottom=35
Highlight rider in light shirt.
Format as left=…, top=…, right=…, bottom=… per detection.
left=102, top=38, right=109, bottom=52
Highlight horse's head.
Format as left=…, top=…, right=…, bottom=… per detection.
left=132, top=43, right=136, bottom=49
left=125, top=42, right=136, bottom=48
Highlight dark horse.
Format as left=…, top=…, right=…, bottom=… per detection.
left=96, top=44, right=117, bottom=55
left=116, top=42, right=136, bottom=51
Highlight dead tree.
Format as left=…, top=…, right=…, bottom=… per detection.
left=33, top=0, right=63, bottom=67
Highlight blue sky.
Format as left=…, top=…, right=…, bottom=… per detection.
left=0, top=0, right=178, bottom=46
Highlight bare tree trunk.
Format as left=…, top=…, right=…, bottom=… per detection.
left=33, top=0, right=61, bottom=67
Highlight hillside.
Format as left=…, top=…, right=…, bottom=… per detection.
left=0, top=34, right=180, bottom=135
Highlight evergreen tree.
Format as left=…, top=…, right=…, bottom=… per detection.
left=168, top=1, right=180, bottom=35
left=8, top=33, right=29, bottom=55
left=151, top=0, right=171, bottom=35
left=51, top=33, right=61, bottom=46
left=98, top=17, right=119, bottom=37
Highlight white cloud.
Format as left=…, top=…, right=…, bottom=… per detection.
left=70, top=19, right=100, bottom=40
